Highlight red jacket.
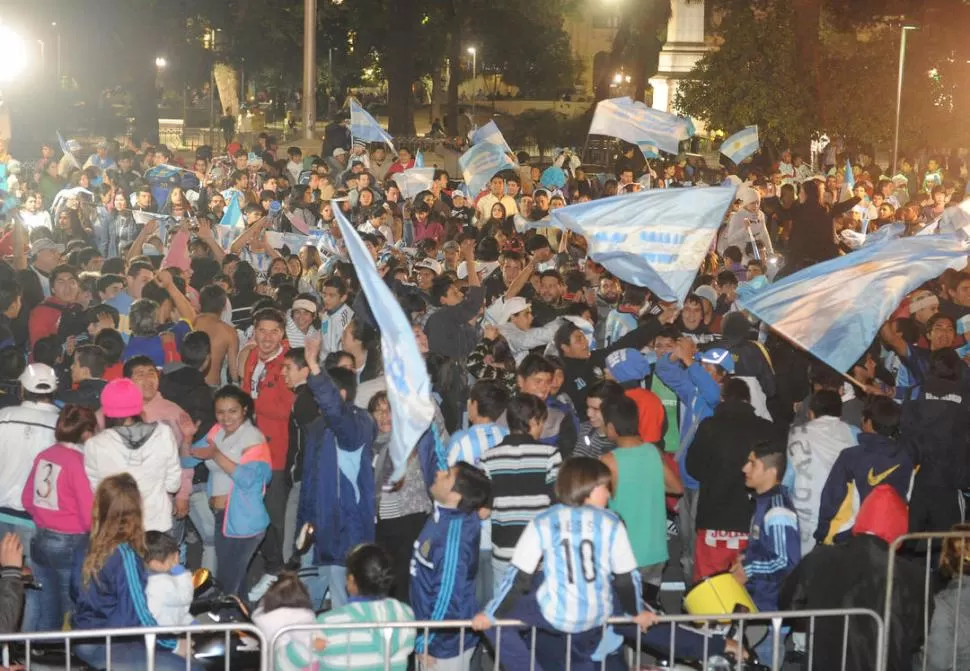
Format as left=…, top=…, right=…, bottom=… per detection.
left=242, top=346, right=295, bottom=470
left=28, top=297, right=74, bottom=350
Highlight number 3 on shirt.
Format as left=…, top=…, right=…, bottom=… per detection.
left=560, top=538, right=597, bottom=584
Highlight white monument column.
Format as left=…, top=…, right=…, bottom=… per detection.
left=649, top=0, right=708, bottom=113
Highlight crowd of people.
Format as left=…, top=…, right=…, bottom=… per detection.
left=0, top=122, right=966, bottom=671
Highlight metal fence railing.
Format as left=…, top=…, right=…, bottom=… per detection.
left=270, top=608, right=885, bottom=671
left=885, top=530, right=970, bottom=671
left=0, top=622, right=268, bottom=671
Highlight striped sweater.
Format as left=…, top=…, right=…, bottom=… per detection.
left=279, top=597, right=415, bottom=671
left=478, top=434, right=562, bottom=562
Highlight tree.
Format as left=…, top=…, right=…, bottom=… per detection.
left=675, top=2, right=816, bottom=148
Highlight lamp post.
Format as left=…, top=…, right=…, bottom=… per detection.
left=303, top=0, right=317, bottom=140
left=467, top=46, right=477, bottom=119
left=51, top=22, right=60, bottom=82
left=892, top=24, right=918, bottom=174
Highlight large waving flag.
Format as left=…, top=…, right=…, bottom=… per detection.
left=720, top=126, right=759, bottom=165
left=217, top=196, right=245, bottom=249
left=333, top=205, right=434, bottom=481
left=349, top=99, right=395, bottom=154
left=547, top=187, right=737, bottom=303
left=737, top=235, right=970, bottom=372
left=588, top=97, right=693, bottom=157
left=458, top=142, right=517, bottom=198
left=471, top=120, right=513, bottom=154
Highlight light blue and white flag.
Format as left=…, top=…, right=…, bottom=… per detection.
left=588, top=96, right=693, bottom=157
left=333, top=205, right=434, bottom=481
left=264, top=229, right=326, bottom=252
left=131, top=210, right=172, bottom=247
left=470, top=120, right=513, bottom=154
left=737, top=235, right=970, bottom=373
left=458, top=142, right=517, bottom=199
left=349, top=98, right=396, bottom=154
left=720, top=126, right=759, bottom=165
left=414, top=149, right=424, bottom=168
left=938, top=198, right=970, bottom=236
left=862, top=222, right=905, bottom=247
left=217, top=196, right=245, bottom=249
left=57, top=131, right=81, bottom=170
left=547, top=187, right=737, bottom=303
left=394, top=167, right=436, bottom=200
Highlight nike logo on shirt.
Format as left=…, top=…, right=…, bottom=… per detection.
left=867, top=465, right=900, bottom=487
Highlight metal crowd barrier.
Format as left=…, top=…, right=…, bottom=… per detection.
left=885, top=530, right=970, bottom=671
left=270, top=608, right=884, bottom=671
left=0, top=622, right=268, bottom=671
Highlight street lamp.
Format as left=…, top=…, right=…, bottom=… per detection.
left=155, top=56, right=167, bottom=69
left=51, top=22, right=60, bottom=82
left=0, top=26, right=28, bottom=83
left=467, top=46, right=477, bottom=119
left=892, top=24, right=918, bottom=175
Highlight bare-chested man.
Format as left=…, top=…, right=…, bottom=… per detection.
left=194, top=285, right=239, bottom=386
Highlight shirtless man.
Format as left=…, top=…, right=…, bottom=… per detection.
left=193, top=284, right=239, bottom=386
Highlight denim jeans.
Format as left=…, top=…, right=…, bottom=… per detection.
left=75, top=641, right=202, bottom=671
left=213, top=510, right=264, bottom=599
left=0, top=518, right=37, bottom=631
left=282, top=481, right=301, bottom=565
left=31, top=529, right=87, bottom=631
left=298, top=551, right=348, bottom=610
left=189, top=484, right=216, bottom=572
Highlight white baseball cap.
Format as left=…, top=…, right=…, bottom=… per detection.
left=487, top=296, right=530, bottom=325
left=20, top=364, right=58, bottom=394
left=414, top=258, right=442, bottom=275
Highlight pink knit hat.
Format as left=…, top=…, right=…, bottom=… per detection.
left=101, top=378, right=144, bottom=418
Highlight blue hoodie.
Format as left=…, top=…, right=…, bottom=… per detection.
left=653, top=355, right=721, bottom=489
left=297, top=371, right=377, bottom=566
left=71, top=543, right=176, bottom=650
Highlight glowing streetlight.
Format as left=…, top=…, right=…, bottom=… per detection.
left=155, top=56, right=167, bottom=69
left=0, top=26, right=28, bottom=83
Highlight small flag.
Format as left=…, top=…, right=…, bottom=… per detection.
left=393, top=167, right=436, bottom=200
left=217, top=196, right=245, bottom=249
left=737, top=235, right=970, bottom=372
left=414, top=150, right=424, bottom=168
left=720, top=126, right=759, bottom=165
left=349, top=98, right=395, bottom=154
left=57, top=131, right=80, bottom=170
left=588, top=97, right=693, bottom=158
left=333, top=205, right=434, bottom=482
left=458, top=143, right=517, bottom=199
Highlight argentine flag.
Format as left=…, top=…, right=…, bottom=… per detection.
left=394, top=167, right=436, bottom=200
left=737, top=235, right=970, bottom=373
left=349, top=98, right=395, bottom=154
left=459, top=142, right=517, bottom=198
left=720, top=126, right=759, bottom=165
left=333, top=205, right=434, bottom=482
left=217, top=196, right=245, bottom=249
left=588, top=97, right=693, bottom=158
left=547, top=187, right=737, bottom=303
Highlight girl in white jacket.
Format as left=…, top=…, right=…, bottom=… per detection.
left=84, top=379, right=182, bottom=533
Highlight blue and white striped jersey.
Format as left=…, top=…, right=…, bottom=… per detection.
left=495, top=504, right=641, bottom=633
left=445, top=422, right=509, bottom=468
left=602, top=310, right=638, bottom=349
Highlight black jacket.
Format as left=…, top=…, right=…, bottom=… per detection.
left=159, top=364, right=215, bottom=443
left=57, top=378, right=108, bottom=410
left=425, top=286, right=484, bottom=363
left=560, top=316, right=663, bottom=417
left=901, top=375, right=970, bottom=491
left=286, top=384, right=320, bottom=486
left=780, top=535, right=924, bottom=671
left=687, top=399, right=781, bottom=532
left=786, top=198, right=860, bottom=269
